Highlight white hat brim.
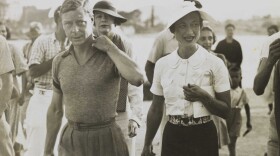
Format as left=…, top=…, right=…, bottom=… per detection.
left=166, top=5, right=216, bottom=31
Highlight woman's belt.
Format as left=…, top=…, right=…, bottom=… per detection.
left=168, top=115, right=211, bottom=127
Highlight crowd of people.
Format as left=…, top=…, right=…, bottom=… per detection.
left=0, top=0, right=279, bottom=156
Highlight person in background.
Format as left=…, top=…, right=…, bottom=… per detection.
left=254, top=32, right=280, bottom=156
left=44, top=0, right=144, bottom=155
left=227, top=67, right=252, bottom=156
left=92, top=1, right=144, bottom=156
left=267, top=25, right=279, bottom=37
left=215, top=23, right=243, bottom=69
left=142, top=1, right=230, bottom=155
left=197, top=26, right=230, bottom=149
left=0, top=35, right=15, bottom=156
left=0, top=22, right=29, bottom=156
left=19, top=21, right=43, bottom=128
left=24, top=6, right=68, bottom=156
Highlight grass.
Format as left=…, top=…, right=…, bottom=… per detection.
left=135, top=89, right=270, bottom=156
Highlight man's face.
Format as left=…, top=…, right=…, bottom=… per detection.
left=61, top=7, right=93, bottom=46
left=225, top=26, right=234, bottom=38
left=174, top=12, right=201, bottom=47
left=94, top=11, right=115, bottom=36
left=198, top=29, right=214, bottom=51
left=0, top=25, right=7, bottom=39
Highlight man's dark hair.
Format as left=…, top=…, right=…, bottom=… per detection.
left=268, top=25, right=279, bottom=32
left=229, top=66, right=242, bottom=75
left=54, top=6, right=61, bottom=24
left=60, top=0, right=93, bottom=17
left=225, top=23, right=235, bottom=30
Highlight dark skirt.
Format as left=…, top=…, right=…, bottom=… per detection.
left=161, top=121, right=218, bottom=156
left=58, top=121, right=129, bottom=156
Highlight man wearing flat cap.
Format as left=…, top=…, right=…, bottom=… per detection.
left=44, top=0, right=144, bottom=156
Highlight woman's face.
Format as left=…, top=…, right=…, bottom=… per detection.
left=198, top=29, right=214, bottom=51
left=94, top=11, right=115, bottom=36
left=174, top=12, right=201, bottom=47
left=0, top=25, right=7, bottom=39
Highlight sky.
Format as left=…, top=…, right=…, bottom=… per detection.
left=20, top=0, right=280, bottom=22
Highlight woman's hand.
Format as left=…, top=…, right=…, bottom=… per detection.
left=183, top=84, right=208, bottom=102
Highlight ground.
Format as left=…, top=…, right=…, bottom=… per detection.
left=135, top=89, right=270, bottom=156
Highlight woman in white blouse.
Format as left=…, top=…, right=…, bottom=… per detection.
left=142, top=1, right=231, bottom=156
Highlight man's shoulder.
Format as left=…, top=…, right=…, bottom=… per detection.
left=53, top=50, right=68, bottom=66
left=35, top=33, right=53, bottom=43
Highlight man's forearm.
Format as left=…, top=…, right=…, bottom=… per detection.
left=107, top=46, right=144, bottom=86
left=254, top=59, right=275, bottom=95
left=29, top=58, right=54, bottom=78
left=44, top=107, right=63, bottom=154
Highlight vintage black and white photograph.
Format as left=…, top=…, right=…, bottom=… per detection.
left=0, top=0, right=280, bottom=155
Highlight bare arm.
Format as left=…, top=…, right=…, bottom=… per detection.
left=29, top=58, right=54, bottom=79
left=142, top=95, right=164, bottom=155
left=44, top=91, right=63, bottom=155
left=145, top=61, right=155, bottom=84
left=93, top=35, right=144, bottom=86
left=0, top=72, right=13, bottom=116
left=254, top=39, right=280, bottom=95
left=201, top=90, right=230, bottom=119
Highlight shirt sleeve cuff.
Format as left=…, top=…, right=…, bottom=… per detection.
left=129, top=116, right=141, bottom=128
left=150, top=85, right=163, bottom=96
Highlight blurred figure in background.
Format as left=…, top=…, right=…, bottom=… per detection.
left=0, top=35, right=15, bottom=156
left=215, top=23, right=243, bottom=69
left=267, top=25, right=279, bottom=37
left=227, top=67, right=252, bottom=156
left=18, top=21, right=43, bottom=153
left=198, top=26, right=230, bottom=149
left=24, top=6, right=68, bottom=156
left=0, top=22, right=28, bottom=156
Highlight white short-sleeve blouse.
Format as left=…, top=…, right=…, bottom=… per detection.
left=151, top=45, right=230, bottom=117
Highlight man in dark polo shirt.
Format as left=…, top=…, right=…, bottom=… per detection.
left=44, top=0, right=144, bottom=156
left=215, top=23, right=243, bottom=68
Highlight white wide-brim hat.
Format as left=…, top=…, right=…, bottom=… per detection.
left=166, top=1, right=215, bottom=30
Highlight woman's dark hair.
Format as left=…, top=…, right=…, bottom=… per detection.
left=201, top=26, right=216, bottom=44
left=0, top=22, right=11, bottom=40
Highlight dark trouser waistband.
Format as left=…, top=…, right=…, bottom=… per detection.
left=68, top=118, right=115, bottom=130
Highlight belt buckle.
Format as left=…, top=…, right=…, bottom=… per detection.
left=39, top=90, right=45, bottom=95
